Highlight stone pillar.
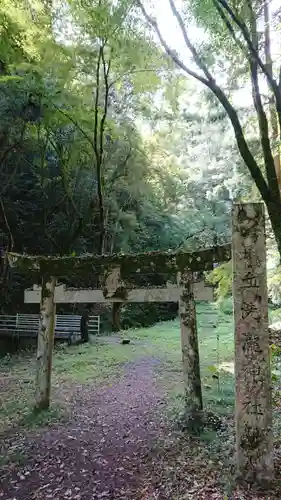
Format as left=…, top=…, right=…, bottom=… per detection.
left=232, top=203, right=273, bottom=482
left=178, top=271, right=203, bottom=431
left=35, top=276, right=57, bottom=412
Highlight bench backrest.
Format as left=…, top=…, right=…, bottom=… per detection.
left=0, top=314, right=85, bottom=337
left=54, top=315, right=81, bottom=339
left=88, top=315, right=100, bottom=335
left=0, top=315, right=18, bottom=332
left=0, top=314, right=40, bottom=332
left=55, top=315, right=81, bottom=330
left=16, top=314, right=40, bottom=330
left=0, top=314, right=100, bottom=337
left=14, top=314, right=81, bottom=331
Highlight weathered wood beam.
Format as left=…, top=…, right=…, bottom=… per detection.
left=8, top=244, right=231, bottom=278
left=178, top=271, right=203, bottom=432
left=232, top=203, right=273, bottom=482
left=35, top=276, right=56, bottom=412
left=25, top=281, right=214, bottom=303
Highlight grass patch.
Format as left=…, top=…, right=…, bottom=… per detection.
left=52, top=341, right=149, bottom=383
left=144, top=302, right=235, bottom=418
left=0, top=374, right=67, bottom=434
left=0, top=301, right=235, bottom=434
left=217, top=296, right=233, bottom=316
left=0, top=448, right=28, bottom=467
left=20, top=405, right=66, bottom=428
left=0, top=334, right=156, bottom=433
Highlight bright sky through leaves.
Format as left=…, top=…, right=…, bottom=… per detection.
left=141, top=0, right=281, bottom=106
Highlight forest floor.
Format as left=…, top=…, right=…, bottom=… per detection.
left=1, top=302, right=281, bottom=499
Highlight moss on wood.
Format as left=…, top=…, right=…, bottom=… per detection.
left=7, top=245, right=232, bottom=281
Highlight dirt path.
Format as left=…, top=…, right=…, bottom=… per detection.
left=2, top=354, right=281, bottom=500
left=0, top=357, right=168, bottom=500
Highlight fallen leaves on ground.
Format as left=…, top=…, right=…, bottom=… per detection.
left=1, top=356, right=281, bottom=500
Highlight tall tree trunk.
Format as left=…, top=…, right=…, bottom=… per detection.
left=264, top=0, right=281, bottom=189
left=266, top=199, right=281, bottom=257
left=35, top=276, right=56, bottom=412
left=97, top=159, right=105, bottom=254
left=0, top=197, right=13, bottom=312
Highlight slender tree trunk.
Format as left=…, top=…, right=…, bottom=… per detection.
left=266, top=199, right=281, bottom=259
left=0, top=197, right=14, bottom=310
left=94, top=45, right=111, bottom=256
left=97, top=159, right=105, bottom=255
left=35, top=276, right=56, bottom=412
left=264, top=0, right=281, bottom=189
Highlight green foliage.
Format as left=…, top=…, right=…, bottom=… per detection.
left=268, top=265, right=281, bottom=305
left=120, top=303, right=178, bottom=330
left=147, top=81, right=253, bottom=252
left=0, top=0, right=254, bottom=324
left=208, top=364, right=219, bottom=375
left=269, top=306, right=281, bottom=324
left=1, top=0, right=185, bottom=312
left=206, top=261, right=232, bottom=299
left=186, top=0, right=278, bottom=96
left=218, top=297, right=233, bottom=316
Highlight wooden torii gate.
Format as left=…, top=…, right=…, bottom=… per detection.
left=7, top=203, right=273, bottom=481
left=24, top=279, right=214, bottom=334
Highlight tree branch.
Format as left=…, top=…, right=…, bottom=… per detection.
left=176, top=226, right=207, bottom=249
left=263, top=0, right=281, bottom=187
left=136, top=0, right=272, bottom=203
left=249, top=6, right=279, bottom=198
left=50, top=101, right=95, bottom=149
left=48, top=135, right=82, bottom=215
left=0, top=123, right=27, bottom=174
left=44, top=226, right=63, bottom=254
left=100, top=48, right=111, bottom=168
left=93, top=46, right=103, bottom=166
left=106, top=148, right=132, bottom=191
left=94, top=44, right=111, bottom=254
left=212, top=0, right=249, bottom=57
left=135, top=0, right=210, bottom=86
left=168, top=0, right=214, bottom=82
left=217, top=0, right=281, bottom=134
left=0, top=196, right=14, bottom=252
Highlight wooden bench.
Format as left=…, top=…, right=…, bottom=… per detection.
left=0, top=314, right=86, bottom=344
left=55, top=315, right=82, bottom=344
left=88, top=315, right=100, bottom=336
